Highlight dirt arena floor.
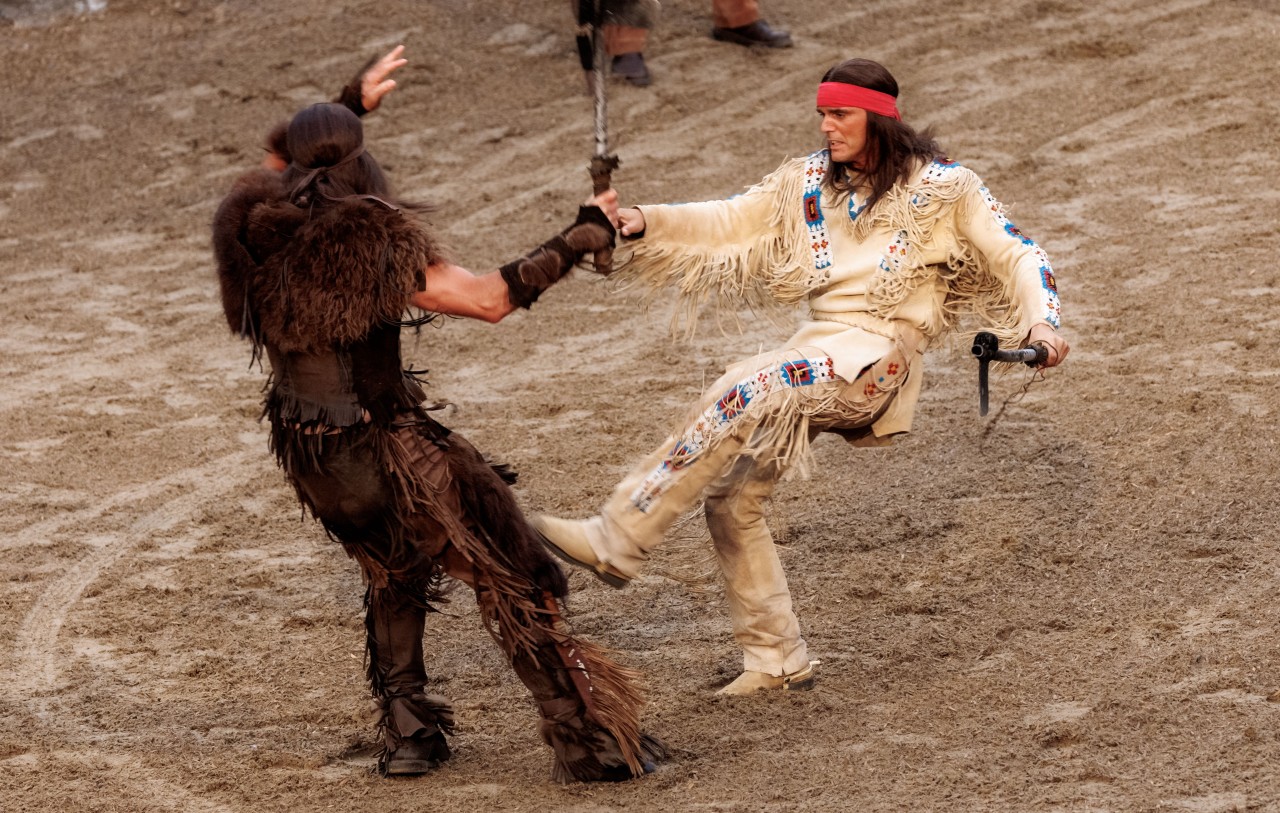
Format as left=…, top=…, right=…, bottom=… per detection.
left=3, top=0, right=1280, bottom=810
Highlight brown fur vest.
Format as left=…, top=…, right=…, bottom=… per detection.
left=211, top=169, right=442, bottom=354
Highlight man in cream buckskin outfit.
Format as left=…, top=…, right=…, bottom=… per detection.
left=535, top=57, right=1069, bottom=695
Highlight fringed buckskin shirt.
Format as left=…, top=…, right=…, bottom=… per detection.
left=618, top=150, right=1061, bottom=438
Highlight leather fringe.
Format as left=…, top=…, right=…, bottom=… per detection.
left=614, top=154, right=1034, bottom=346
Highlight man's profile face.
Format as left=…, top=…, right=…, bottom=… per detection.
left=817, top=106, right=869, bottom=166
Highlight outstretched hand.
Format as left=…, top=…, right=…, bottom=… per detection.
left=618, top=207, right=646, bottom=237
left=1027, top=322, right=1069, bottom=368
left=361, top=45, right=407, bottom=113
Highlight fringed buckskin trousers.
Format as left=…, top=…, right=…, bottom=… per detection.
left=594, top=344, right=912, bottom=677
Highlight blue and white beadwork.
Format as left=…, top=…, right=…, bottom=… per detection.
left=802, top=150, right=870, bottom=273
left=910, top=157, right=963, bottom=209
left=877, top=229, right=911, bottom=280
left=910, top=160, right=1060, bottom=327
left=629, top=355, right=838, bottom=512
left=802, top=152, right=833, bottom=271
left=978, top=185, right=1061, bottom=328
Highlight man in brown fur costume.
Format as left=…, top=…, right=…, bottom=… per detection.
left=211, top=47, right=664, bottom=781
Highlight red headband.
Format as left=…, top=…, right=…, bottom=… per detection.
left=816, top=82, right=901, bottom=120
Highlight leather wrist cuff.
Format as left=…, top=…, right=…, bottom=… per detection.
left=335, top=55, right=378, bottom=117
left=336, top=83, right=368, bottom=117
left=574, top=204, right=614, bottom=235
left=500, top=235, right=575, bottom=310
left=500, top=258, right=543, bottom=310
left=500, top=208, right=614, bottom=309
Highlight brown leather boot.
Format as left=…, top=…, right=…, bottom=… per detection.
left=383, top=727, right=451, bottom=776
left=374, top=691, right=456, bottom=776
left=366, top=590, right=455, bottom=776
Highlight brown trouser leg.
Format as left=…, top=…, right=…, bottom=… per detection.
left=712, top=0, right=760, bottom=28
left=315, top=419, right=656, bottom=781
left=364, top=585, right=454, bottom=772
left=603, top=3, right=758, bottom=53
left=437, top=546, right=646, bottom=782
left=603, top=24, right=649, bottom=56
left=436, top=545, right=579, bottom=712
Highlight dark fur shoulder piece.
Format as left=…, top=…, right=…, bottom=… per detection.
left=212, top=170, right=444, bottom=353
left=211, top=169, right=291, bottom=339
left=254, top=198, right=440, bottom=353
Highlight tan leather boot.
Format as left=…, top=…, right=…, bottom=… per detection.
left=531, top=514, right=631, bottom=588
left=716, top=661, right=818, bottom=696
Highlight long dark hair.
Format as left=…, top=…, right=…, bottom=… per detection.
left=820, top=59, right=944, bottom=213
left=280, top=103, right=424, bottom=212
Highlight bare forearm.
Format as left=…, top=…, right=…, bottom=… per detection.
left=410, top=204, right=614, bottom=322
left=410, top=264, right=516, bottom=323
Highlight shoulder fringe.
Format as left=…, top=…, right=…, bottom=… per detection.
left=850, top=162, right=1033, bottom=344
left=615, top=157, right=1034, bottom=344
left=612, top=156, right=815, bottom=336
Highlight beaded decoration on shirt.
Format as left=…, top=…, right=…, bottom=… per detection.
left=802, top=150, right=869, bottom=275
left=877, top=230, right=912, bottom=282
left=868, top=158, right=966, bottom=301
left=977, top=185, right=1061, bottom=328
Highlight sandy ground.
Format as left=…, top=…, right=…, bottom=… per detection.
left=3, top=0, right=1280, bottom=810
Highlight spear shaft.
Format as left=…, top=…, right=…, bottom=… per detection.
left=581, top=3, right=619, bottom=272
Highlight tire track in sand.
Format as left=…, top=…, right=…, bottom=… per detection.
left=7, top=450, right=255, bottom=813
left=8, top=449, right=254, bottom=695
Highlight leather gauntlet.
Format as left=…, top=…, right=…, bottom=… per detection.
left=500, top=206, right=616, bottom=309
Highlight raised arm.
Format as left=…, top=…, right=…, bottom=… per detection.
left=261, top=46, right=408, bottom=171
left=336, top=45, right=408, bottom=116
